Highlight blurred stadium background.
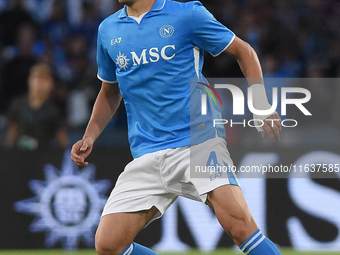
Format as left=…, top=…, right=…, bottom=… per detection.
left=0, top=0, right=339, bottom=254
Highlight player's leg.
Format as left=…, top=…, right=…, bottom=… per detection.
left=96, top=151, right=177, bottom=255
left=207, top=185, right=257, bottom=246
left=95, top=207, right=159, bottom=255
left=208, top=185, right=281, bottom=255
left=183, top=137, right=281, bottom=254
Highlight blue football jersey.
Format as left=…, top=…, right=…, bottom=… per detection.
left=97, top=0, right=235, bottom=158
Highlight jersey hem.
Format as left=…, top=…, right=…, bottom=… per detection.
left=131, top=134, right=226, bottom=159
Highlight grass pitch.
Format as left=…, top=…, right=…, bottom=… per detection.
left=0, top=249, right=339, bottom=255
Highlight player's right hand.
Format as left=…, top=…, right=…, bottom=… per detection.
left=71, top=138, right=94, bottom=167
left=259, top=113, right=282, bottom=142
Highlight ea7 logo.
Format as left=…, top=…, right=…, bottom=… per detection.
left=130, top=45, right=176, bottom=66
left=111, top=37, right=122, bottom=45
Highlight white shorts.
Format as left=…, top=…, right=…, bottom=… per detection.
left=102, top=137, right=239, bottom=224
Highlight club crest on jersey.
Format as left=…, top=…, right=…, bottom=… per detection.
left=159, top=25, right=174, bottom=38
left=116, top=51, right=130, bottom=70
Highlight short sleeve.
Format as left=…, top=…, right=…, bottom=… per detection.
left=191, top=2, right=235, bottom=57
left=97, top=24, right=117, bottom=83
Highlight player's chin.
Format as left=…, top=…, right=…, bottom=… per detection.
left=118, top=0, right=133, bottom=4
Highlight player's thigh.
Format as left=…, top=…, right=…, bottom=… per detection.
left=207, top=185, right=258, bottom=246
left=95, top=206, right=159, bottom=253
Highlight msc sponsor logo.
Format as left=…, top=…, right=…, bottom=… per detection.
left=116, top=51, right=130, bottom=71
left=116, top=45, right=176, bottom=70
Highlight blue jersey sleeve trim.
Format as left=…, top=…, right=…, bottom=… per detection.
left=97, top=74, right=117, bottom=83
left=97, top=21, right=118, bottom=83
left=212, top=33, right=236, bottom=57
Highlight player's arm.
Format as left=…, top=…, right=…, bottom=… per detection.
left=224, top=36, right=281, bottom=141
left=71, top=81, right=122, bottom=166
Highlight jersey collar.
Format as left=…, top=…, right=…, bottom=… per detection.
left=151, top=0, right=166, bottom=11
left=118, top=0, right=166, bottom=19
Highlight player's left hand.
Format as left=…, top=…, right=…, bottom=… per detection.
left=259, top=113, right=282, bottom=141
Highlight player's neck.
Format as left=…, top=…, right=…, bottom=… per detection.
left=126, top=0, right=156, bottom=17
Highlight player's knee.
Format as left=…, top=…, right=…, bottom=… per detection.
left=95, top=243, right=124, bottom=255
left=95, top=235, right=127, bottom=255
